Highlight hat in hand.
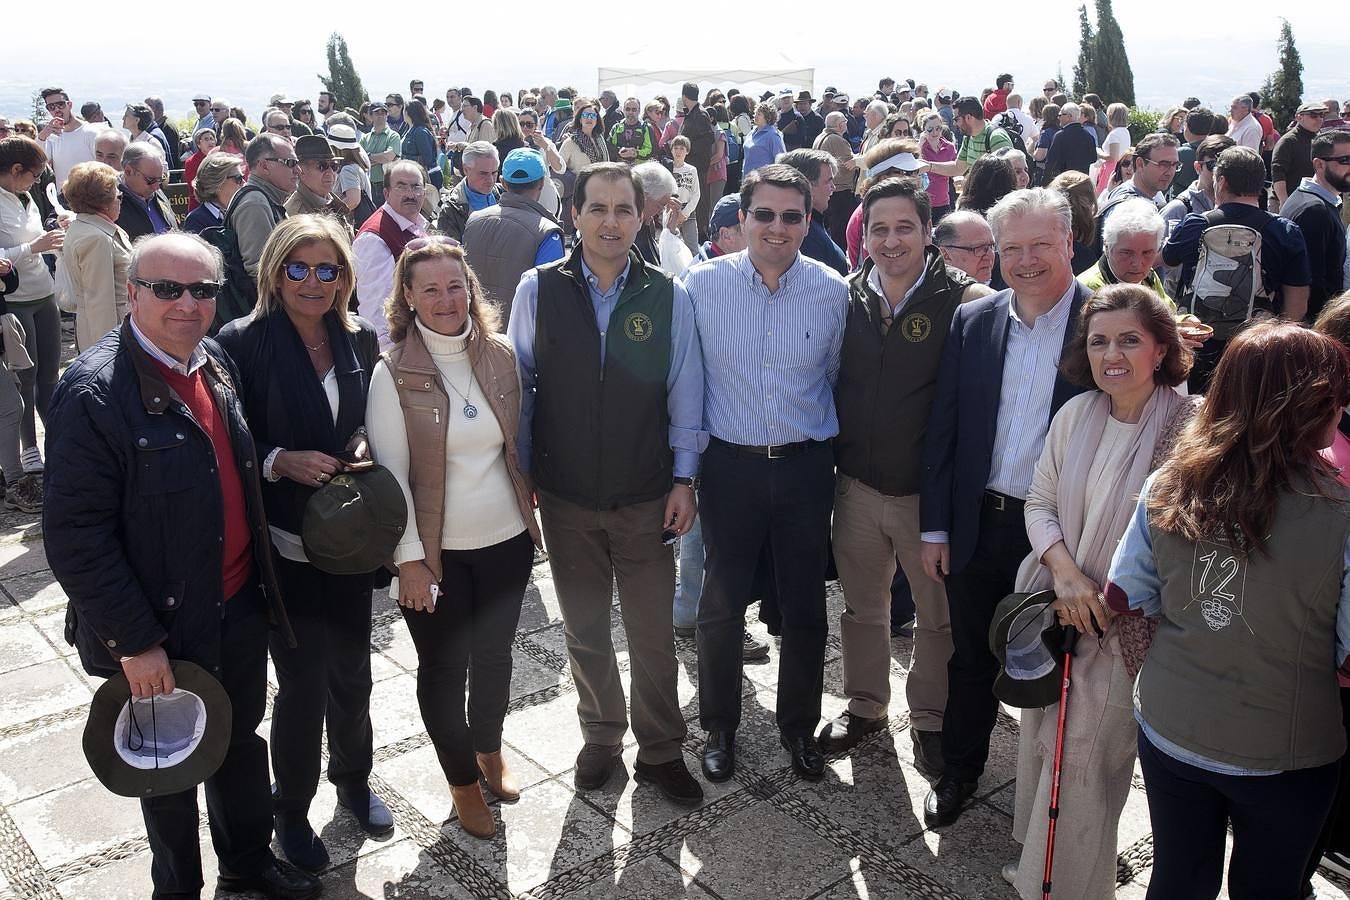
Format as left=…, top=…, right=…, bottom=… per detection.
left=302, top=465, right=407, bottom=575
left=988, top=590, right=1076, bottom=709
left=84, top=661, right=232, bottom=799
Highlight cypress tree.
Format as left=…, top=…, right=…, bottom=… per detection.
left=318, top=33, right=369, bottom=113
left=1072, top=5, right=1094, bottom=99
left=1260, top=19, right=1304, bottom=129
left=1090, top=0, right=1136, bottom=106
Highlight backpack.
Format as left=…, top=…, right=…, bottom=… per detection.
left=992, top=114, right=1028, bottom=157
left=1179, top=207, right=1273, bottom=341
left=200, top=185, right=267, bottom=333
left=719, top=123, right=743, bottom=164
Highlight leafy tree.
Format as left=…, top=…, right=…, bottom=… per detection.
left=1260, top=18, right=1304, bottom=130
left=318, top=33, right=369, bottom=113
left=1072, top=5, right=1094, bottom=99
left=1090, top=0, right=1136, bottom=105
left=29, top=92, right=49, bottom=127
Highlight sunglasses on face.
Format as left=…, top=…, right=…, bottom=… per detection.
left=284, top=262, right=344, bottom=283
left=137, top=170, right=166, bottom=186
left=264, top=157, right=301, bottom=168
left=306, top=160, right=343, bottom=172
left=226, top=172, right=246, bottom=184
left=268, top=123, right=292, bottom=133
left=1320, top=154, right=1350, bottom=165
left=581, top=111, right=599, bottom=120
left=747, top=208, right=806, bottom=225
left=134, top=278, right=222, bottom=301
left=1202, top=159, right=1218, bottom=171
left=45, top=100, right=68, bottom=111
left=520, top=119, right=537, bottom=128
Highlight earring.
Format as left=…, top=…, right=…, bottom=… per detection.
left=1154, top=360, right=1162, bottom=371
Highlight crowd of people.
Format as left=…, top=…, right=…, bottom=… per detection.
left=2, top=68, right=1349, bottom=900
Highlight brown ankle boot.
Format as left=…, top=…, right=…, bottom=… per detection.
left=477, top=750, right=521, bottom=801
left=450, top=783, right=496, bottom=839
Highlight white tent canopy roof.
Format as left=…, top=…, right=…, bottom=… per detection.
left=597, top=48, right=812, bottom=100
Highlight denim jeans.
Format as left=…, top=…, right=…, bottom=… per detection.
left=674, top=515, right=705, bottom=630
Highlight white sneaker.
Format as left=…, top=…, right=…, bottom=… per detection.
left=20, top=446, right=42, bottom=474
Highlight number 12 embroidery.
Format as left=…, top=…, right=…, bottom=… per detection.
left=1186, top=542, right=1253, bottom=634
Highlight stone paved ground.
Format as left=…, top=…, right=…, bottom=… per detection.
left=2, top=323, right=1349, bottom=899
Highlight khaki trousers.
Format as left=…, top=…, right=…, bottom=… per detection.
left=538, top=490, right=686, bottom=763
left=831, top=474, right=952, bottom=730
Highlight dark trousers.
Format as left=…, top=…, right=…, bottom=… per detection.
left=401, top=532, right=533, bottom=785
left=698, top=439, right=834, bottom=737
left=1305, top=686, right=1350, bottom=885
left=269, top=556, right=375, bottom=815
left=939, top=494, right=1030, bottom=783
left=826, top=191, right=859, bottom=258
left=142, top=584, right=274, bottom=899
left=1139, top=730, right=1337, bottom=900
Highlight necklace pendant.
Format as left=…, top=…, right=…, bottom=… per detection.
left=462, top=403, right=479, bottom=419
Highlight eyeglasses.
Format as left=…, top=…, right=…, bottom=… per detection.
left=210, top=108, right=229, bottom=115
left=226, top=172, right=246, bottom=184
left=385, top=102, right=401, bottom=109
left=136, top=170, right=166, bottom=186
left=1319, top=154, right=1350, bottom=165
left=134, top=278, right=222, bottom=301
left=268, top=123, right=292, bottom=133
left=1141, top=158, right=1183, bottom=171
left=747, top=208, right=807, bottom=225
left=940, top=241, right=995, bottom=257
left=263, top=157, right=301, bottom=168
left=924, top=126, right=943, bottom=134
left=305, top=160, right=343, bottom=172
left=405, top=235, right=461, bottom=252
left=1202, top=159, right=1218, bottom=171
left=580, top=111, right=599, bottom=120
left=520, top=120, right=537, bottom=128
left=283, top=262, right=344, bottom=283
left=44, top=100, right=68, bottom=111
left=1304, top=111, right=1328, bottom=118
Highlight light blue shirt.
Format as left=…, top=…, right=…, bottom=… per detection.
left=1107, top=471, right=1350, bottom=775
left=465, top=186, right=498, bottom=213
left=507, top=255, right=707, bottom=479
left=681, top=250, right=848, bottom=446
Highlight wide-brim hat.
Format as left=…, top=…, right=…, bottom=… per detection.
left=989, top=590, right=1073, bottom=709
left=294, top=134, right=337, bottom=162
left=326, top=123, right=360, bottom=149
left=795, top=90, right=815, bottom=104
left=84, top=661, right=232, bottom=799
left=302, top=465, right=407, bottom=575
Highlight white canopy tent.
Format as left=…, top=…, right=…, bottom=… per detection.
left=597, top=48, right=812, bottom=103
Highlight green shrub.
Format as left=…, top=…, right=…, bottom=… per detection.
left=1127, top=107, right=1164, bottom=144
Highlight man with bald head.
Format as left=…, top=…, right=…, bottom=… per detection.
left=45, top=233, right=319, bottom=900
left=94, top=129, right=127, bottom=169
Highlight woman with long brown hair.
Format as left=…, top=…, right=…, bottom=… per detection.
left=1106, top=321, right=1350, bottom=899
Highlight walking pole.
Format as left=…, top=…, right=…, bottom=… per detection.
left=1041, top=627, right=1080, bottom=900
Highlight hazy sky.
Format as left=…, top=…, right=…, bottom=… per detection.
left=1, top=0, right=1341, bottom=122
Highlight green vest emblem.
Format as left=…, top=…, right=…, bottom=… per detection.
left=625, top=312, right=654, bottom=342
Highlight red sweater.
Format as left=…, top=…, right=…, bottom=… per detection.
left=155, top=362, right=254, bottom=597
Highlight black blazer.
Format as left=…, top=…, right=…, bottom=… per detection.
left=216, top=309, right=379, bottom=534
left=919, top=281, right=1091, bottom=575
left=115, top=183, right=178, bottom=242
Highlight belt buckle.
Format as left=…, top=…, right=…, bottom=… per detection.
left=988, top=491, right=1006, bottom=511
left=766, top=443, right=787, bottom=459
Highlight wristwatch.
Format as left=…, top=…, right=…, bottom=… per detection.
left=673, top=476, right=700, bottom=489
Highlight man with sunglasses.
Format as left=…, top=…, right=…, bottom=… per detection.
left=1272, top=103, right=1329, bottom=206
left=116, top=142, right=178, bottom=242
left=1280, top=129, right=1350, bottom=322
left=37, top=87, right=101, bottom=188
left=682, top=164, right=849, bottom=784
left=1161, top=134, right=1235, bottom=297
left=193, top=93, right=215, bottom=130
left=284, top=135, right=353, bottom=234
left=231, top=135, right=298, bottom=284
left=45, top=232, right=320, bottom=900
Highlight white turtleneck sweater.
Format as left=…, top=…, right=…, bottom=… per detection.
left=366, top=319, right=526, bottom=560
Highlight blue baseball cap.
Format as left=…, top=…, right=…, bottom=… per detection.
left=709, top=194, right=742, bottom=232
left=501, top=148, right=546, bottom=184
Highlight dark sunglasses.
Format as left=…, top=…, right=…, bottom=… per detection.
left=1318, top=154, right=1350, bottom=165
left=264, top=157, right=301, bottom=169
left=580, top=111, right=599, bottom=120
left=284, top=262, right=344, bottom=283
left=268, top=123, right=293, bottom=132
left=1202, top=159, right=1218, bottom=171
left=405, top=235, right=460, bottom=253
left=45, top=100, right=69, bottom=111
left=520, top=119, right=537, bottom=127
left=748, top=208, right=806, bottom=225
left=134, top=278, right=222, bottom=301
left=305, top=160, right=343, bottom=172
left=137, top=170, right=166, bottom=186
left=226, top=173, right=246, bottom=184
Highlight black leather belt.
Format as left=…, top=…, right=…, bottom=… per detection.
left=983, top=490, right=1025, bottom=512
left=710, top=436, right=827, bottom=459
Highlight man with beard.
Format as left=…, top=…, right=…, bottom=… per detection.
left=1280, top=130, right=1350, bottom=322
left=353, top=160, right=427, bottom=347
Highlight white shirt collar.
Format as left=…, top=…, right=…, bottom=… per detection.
left=129, top=316, right=208, bottom=376
left=1009, top=278, right=1076, bottom=330
left=379, top=202, right=427, bottom=233
left=867, top=262, right=927, bottom=313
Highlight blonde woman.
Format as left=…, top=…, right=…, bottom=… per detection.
left=366, top=239, right=540, bottom=839
left=215, top=215, right=388, bottom=872
left=62, top=162, right=131, bottom=350
left=183, top=152, right=246, bottom=233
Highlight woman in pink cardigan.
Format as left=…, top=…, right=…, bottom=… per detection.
left=1003, top=284, right=1197, bottom=899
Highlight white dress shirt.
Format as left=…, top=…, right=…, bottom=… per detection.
left=352, top=203, right=427, bottom=348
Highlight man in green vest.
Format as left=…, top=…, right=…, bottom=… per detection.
left=506, top=162, right=708, bottom=806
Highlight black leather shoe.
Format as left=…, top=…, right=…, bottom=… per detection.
left=218, top=859, right=322, bottom=899
left=923, top=777, right=977, bottom=827
left=781, top=734, right=826, bottom=780
left=702, top=730, right=735, bottom=782
left=634, top=757, right=705, bottom=806
left=911, top=728, right=945, bottom=778
left=336, top=785, right=394, bottom=838
left=574, top=742, right=623, bottom=790
left=816, top=711, right=888, bottom=754
left=274, top=813, right=330, bottom=873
